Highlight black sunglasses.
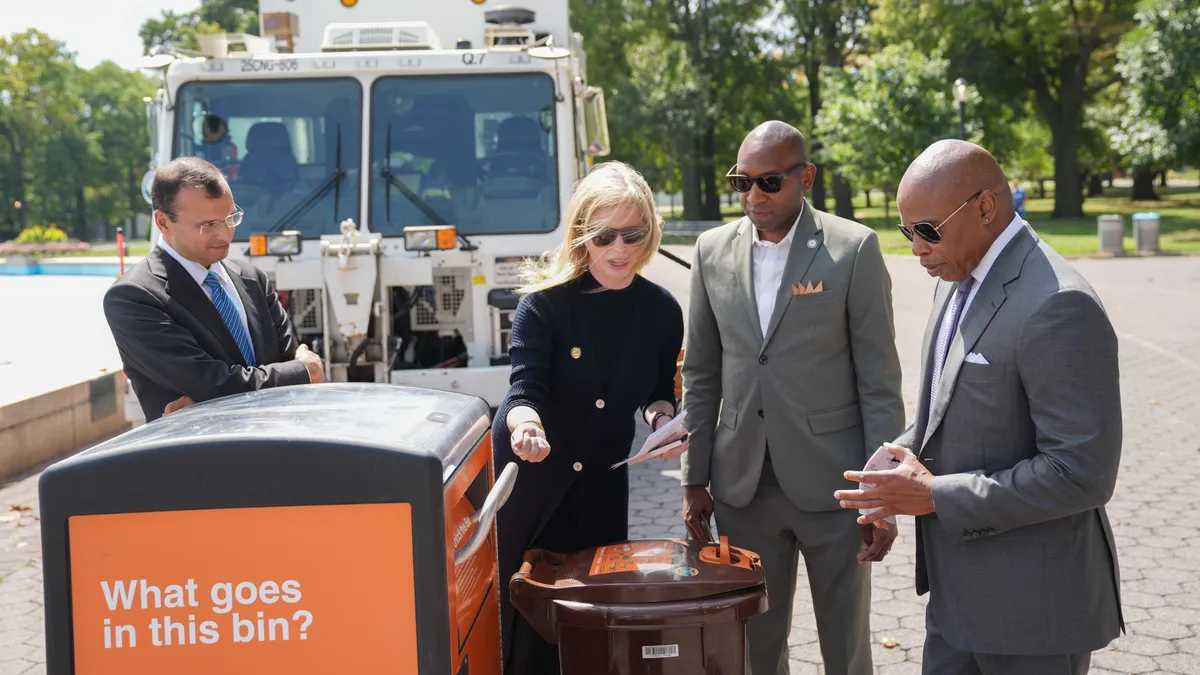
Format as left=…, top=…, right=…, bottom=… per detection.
left=726, top=162, right=810, bottom=193
left=591, top=225, right=651, bottom=247
left=897, top=190, right=984, bottom=244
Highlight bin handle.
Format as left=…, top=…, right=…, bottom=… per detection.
left=454, top=462, right=519, bottom=566
left=719, top=535, right=730, bottom=564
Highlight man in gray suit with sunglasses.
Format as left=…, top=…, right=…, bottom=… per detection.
left=680, top=121, right=905, bottom=675
left=836, top=139, right=1123, bottom=675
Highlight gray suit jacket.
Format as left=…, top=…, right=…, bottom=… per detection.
left=681, top=201, right=905, bottom=510
left=896, top=223, right=1124, bottom=655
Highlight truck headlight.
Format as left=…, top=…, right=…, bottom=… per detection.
left=249, top=231, right=302, bottom=257
left=404, top=225, right=457, bottom=252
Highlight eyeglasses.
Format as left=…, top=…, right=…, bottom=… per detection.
left=590, top=224, right=651, bottom=247
left=726, top=162, right=810, bottom=194
left=162, top=205, right=244, bottom=235
left=897, top=191, right=983, bottom=244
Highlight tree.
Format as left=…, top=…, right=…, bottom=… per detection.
left=776, top=0, right=872, bottom=217
left=654, top=0, right=783, bottom=221
left=571, top=0, right=796, bottom=221
left=815, top=44, right=961, bottom=220
left=0, top=30, right=81, bottom=231
left=1114, top=0, right=1200, bottom=196
left=873, top=0, right=1138, bottom=219
left=82, top=63, right=155, bottom=238
left=140, top=0, right=259, bottom=55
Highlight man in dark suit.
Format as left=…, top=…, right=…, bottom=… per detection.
left=836, top=140, right=1122, bottom=674
left=104, top=157, right=323, bottom=422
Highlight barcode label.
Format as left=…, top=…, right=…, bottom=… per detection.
left=642, top=644, right=680, bottom=659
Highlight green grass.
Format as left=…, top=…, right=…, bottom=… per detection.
left=667, top=185, right=1200, bottom=257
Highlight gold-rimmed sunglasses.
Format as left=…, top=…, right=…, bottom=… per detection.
left=897, top=191, right=983, bottom=244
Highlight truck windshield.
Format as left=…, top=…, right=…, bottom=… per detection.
left=369, top=73, right=559, bottom=236
left=173, top=78, right=362, bottom=240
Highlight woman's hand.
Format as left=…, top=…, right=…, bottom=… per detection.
left=651, top=415, right=689, bottom=460
left=511, top=422, right=551, bottom=462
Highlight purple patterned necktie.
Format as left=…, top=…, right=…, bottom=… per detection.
left=928, top=276, right=976, bottom=417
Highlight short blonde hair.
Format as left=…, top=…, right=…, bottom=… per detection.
left=517, top=161, right=662, bottom=294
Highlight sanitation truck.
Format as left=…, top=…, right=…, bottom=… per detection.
left=131, top=0, right=611, bottom=423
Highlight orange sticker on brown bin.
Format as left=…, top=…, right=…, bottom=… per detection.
left=67, top=503, right=418, bottom=675
left=590, top=542, right=682, bottom=575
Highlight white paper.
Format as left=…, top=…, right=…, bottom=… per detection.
left=965, top=352, right=990, bottom=364
left=858, top=445, right=902, bottom=516
left=612, top=411, right=689, bottom=468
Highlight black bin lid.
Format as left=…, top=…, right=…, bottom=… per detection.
left=67, top=383, right=489, bottom=483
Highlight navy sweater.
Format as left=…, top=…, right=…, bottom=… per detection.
left=492, top=271, right=684, bottom=467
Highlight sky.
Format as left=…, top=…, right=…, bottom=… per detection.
left=1, top=0, right=202, bottom=71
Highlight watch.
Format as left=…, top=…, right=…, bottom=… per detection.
left=650, top=411, right=672, bottom=430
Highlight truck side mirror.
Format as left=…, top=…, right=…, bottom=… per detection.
left=581, top=86, right=611, bottom=157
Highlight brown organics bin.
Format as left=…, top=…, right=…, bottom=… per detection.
left=510, top=536, right=767, bottom=674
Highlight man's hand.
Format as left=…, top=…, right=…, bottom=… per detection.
left=163, top=395, right=196, bottom=416
left=835, top=443, right=935, bottom=526
left=859, top=521, right=898, bottom=563
left=682, top=485, right=715, bottom=540
left=295, top=344, right=325, bottom=384
left=511, top=422, right=551, bottom=462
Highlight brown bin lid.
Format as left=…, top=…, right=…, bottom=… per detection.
left=512, top=537, right=764, bottom=604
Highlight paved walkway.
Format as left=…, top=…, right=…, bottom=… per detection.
left=3, top=252, right=1199, bottom=674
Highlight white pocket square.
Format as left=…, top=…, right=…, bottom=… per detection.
left=965, top=352, right=990, bottom=365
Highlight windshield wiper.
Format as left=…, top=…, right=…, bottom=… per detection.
left=383, top=121, right=475, bottom=250
left=265, top=123, right=344, bottom=235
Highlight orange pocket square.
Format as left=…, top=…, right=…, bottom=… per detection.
left=791, top=281, right=824, bottom=295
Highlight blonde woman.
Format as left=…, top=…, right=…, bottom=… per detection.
left=492, top=161, right=686, bottom=674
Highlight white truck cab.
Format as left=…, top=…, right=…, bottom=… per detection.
left=133, top=0, right=611, bottom=423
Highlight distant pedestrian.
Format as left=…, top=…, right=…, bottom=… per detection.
left=1011, top=177, right=1027, bottom=218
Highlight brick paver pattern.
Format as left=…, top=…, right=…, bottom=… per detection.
left=2, top=254, right=1198, bottom=674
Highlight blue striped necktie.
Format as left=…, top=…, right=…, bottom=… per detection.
left=203, top=270, right=257, bottom=366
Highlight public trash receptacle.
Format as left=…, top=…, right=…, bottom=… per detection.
left=510, top=536, right=767, bottom=674
left=1133, top=212, right=1160, bottom=252
left=1097, top=214, right=1125, bottom=254
left=39, top=383, right=516, bottom=675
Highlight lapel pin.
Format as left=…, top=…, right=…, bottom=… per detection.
left=806, top=238, right=818, bottom=249
left=570, top=347, right=582, bottom=359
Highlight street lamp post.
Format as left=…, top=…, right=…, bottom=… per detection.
left=953, top=78, right=968, bottom=140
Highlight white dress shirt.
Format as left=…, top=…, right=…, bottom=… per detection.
left=929, top=214, right=1026, bottom=408
left=158, top=238, right=251, bottom=338
left=751, top=205, right=804, bottom=338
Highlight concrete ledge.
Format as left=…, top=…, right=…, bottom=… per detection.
left=0, top=372, right=130, bottom=481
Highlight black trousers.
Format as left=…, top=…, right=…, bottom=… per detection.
left=499, top=464, right=630, bottom=675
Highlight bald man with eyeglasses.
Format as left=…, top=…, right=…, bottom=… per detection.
left=679, top=121, right=904, bottom=675
left=103, top=157, right=323, bottom=423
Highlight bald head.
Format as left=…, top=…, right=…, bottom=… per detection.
left=897, top=140, right=1017, bottom=282
left=899, top=140, right=1012, bottom=211
left=742, top=121, right=810, bottom=163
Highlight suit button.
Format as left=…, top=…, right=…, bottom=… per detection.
left=757, top=409, right=764, bottom=418
left=595, top=399, right=605, bottom=409
left=758, top=355, right=768, bottom=365
left=573, top=462, right=583, bottom=472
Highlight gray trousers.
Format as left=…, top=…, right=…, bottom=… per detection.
left=924, top=602, right=1091, bottom=675
left=713, top=456, right=872, bottom=675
